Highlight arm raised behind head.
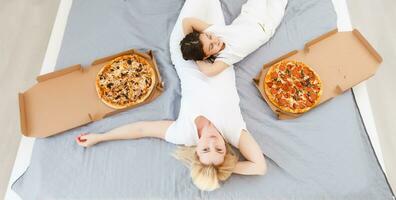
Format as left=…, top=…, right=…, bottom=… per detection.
left=182, top=17, right=211, bottom=35
left=232, top=130, right=267, bottom=175
left=196, top=60, right=229, bottom=77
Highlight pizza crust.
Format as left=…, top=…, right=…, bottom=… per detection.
left=263, top=60, right=323, bottom=114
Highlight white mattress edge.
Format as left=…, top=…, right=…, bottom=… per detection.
left=5, top=0, right=73, bottom=199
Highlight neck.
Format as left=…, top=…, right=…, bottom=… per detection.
left=195, top=116, right=209, bottom=138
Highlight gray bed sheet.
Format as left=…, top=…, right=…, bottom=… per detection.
left=12, top=0, right=394, bottom=199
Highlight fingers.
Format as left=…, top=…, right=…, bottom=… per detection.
left=79, top=135, right=88, bottom=141
left=75, top=133, right=88, bottom=147
left=77, top=133, right=87, bottom=142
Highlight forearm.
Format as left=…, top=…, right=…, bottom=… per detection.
left=99, top=122, right=145, bottom=142
left=197, top=61, right=229, bottom=77
left=98, top=121, right=172, bottom=142
left=233, top=161, right=267, bottom=175
left=205, top=65, right=226, bottom=77
left=182, top=17, right=210, bottom=35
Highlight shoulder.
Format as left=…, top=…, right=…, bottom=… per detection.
left=164, top=115, right=198, bottom=146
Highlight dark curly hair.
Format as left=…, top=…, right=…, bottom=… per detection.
left=180, top=30, right=206, bottom=61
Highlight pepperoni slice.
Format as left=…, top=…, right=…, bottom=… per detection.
left=290, top=88, right=296, bottom=94
left=279, top=98, right=288, bottom=106
left=298, top=102, right=306, bottom=109
left=303, top=67, right=310, bottom=75
left=284, top=93, right=290, bottom=98
left=310, top=93, right=318, bottom=101
left=308, top=96, right=315, bottom=103
left=270, top=88, right=277, bottom=94
left=270, top=72, right=278, bottom=79
left=305, top=101, right=313, bottom=107
left=281, top=84, right=289, bottom=91
left=279, top=64, right=286, bottom=71
left=292, top=69, right=299, bottom=76
left=267, top=82, right=273, bottom=88
left=292, top=70, right=302, bottom=78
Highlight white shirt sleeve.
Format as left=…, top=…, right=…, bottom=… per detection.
left=204, top=25, right=245, bottom=66
left=215, top=50, right=243, bottom=66
left=165, top=112, right=198, bottom=146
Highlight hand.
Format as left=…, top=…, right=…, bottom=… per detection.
left=75, top=133, right=101, bottom=147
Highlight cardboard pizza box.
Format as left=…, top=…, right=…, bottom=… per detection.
left=19, top=49, right=164, bottom=137
left=253, top=29, right=382, bottom=120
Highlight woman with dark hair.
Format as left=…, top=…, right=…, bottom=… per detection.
left=180, top=0, right=288, bottom=77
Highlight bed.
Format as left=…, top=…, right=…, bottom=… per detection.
left=6, top=0, right=395, bottom=199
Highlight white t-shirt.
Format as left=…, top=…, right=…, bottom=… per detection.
left=204, top=0, right=288, bottom=66
left=167, top=19, right=247, bottom=147
left=164, top=66, right=247, bottom=148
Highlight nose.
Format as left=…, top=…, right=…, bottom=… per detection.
left=209, top=138, right=217, bottom=147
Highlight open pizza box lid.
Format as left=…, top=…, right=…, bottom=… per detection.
left=253, top=29, right=382, bottom=120
left=19, top=49, right=164, bottom=137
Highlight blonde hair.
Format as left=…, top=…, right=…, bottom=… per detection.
left=172, top=143, right=238, bottom=191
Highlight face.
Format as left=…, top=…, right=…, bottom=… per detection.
left=199, top=32, right=224, bottom=59
left=196, top=122, right=226, bottom=166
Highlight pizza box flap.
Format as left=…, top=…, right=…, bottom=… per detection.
left=19, top=49, right=164, bottom=137
left=36, top=64, right=83, bottom=82
left=254, top=29, right=382, bottom=119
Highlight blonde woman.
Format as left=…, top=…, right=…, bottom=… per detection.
left=76, top=0, right=267, bottom=191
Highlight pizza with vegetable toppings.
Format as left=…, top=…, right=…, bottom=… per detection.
left=264, top=60, right=323, bottom=114
left=95, top=54, right=156, bottom=109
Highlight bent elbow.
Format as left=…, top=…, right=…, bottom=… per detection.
left=256, top=161, right=268, bottom=175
